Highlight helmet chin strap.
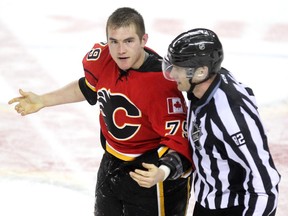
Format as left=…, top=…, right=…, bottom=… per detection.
left=188, top=79, right=197, bottom=92
left=188, top=73, right=212, bottom=92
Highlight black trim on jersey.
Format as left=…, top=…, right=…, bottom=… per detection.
left=100, top=130, right=107, bottom=150
left=117, top=69, right=129, bottom=82
left=116, top=48, right=162, bottom=82
left=84, top=68, right=99, bottom=82
left=134, top=48, right=162, bottom=72
left=78, top=77, right=97, bottom=105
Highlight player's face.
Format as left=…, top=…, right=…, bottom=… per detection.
left=107, top=24, right=147, bottom=70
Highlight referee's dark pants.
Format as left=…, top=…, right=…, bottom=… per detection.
left=94, top=152, right=192, bottom=216
left=193, top=201, right=276, bottom=216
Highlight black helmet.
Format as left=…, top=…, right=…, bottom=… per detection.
left=167, top=28, right=224, bottom=73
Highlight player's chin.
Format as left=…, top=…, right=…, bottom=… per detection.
left=116, top=60, right=131, bottom=71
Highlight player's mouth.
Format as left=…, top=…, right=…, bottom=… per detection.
left=119, top=57, right=129, bottom=60
left=118, top=57, right=130, bottom=65
left=117, top=57, right=131, bottom=70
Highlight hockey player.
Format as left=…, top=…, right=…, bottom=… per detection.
left=8, top=7, right=193, bottom=216
left=162, top=28, right=281, bottom=216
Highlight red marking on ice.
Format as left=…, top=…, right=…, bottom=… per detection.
left=213, top=21, right=246, bottom=38
left=264, top=23, right=288, bottom=42
left=152, top=18, right=184, bottom=35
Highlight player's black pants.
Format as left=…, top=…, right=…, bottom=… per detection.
left=94, top=152, right=192, bottom=216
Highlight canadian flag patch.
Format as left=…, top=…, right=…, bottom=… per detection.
left=167, top=97, right=184, bottom=114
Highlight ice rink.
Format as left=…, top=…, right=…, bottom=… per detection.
left=0, top=0, right=287, bottom=215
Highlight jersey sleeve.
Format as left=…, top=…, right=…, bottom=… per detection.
left=80, top=42, right=110, bottom=105
left=146, top=75, right=192, bottom=163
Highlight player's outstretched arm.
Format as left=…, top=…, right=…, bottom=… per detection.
left=8, top=80, right=85, bottom=116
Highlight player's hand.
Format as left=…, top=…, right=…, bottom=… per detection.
left=8, top=89, right=44, bottom=116
left=129, top=162, right=165, bottom=188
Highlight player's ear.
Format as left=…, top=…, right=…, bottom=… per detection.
left=142, top=33, right=148, bottom=47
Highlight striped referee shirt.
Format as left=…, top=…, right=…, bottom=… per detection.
left=187, top=68, right=281, bottom=216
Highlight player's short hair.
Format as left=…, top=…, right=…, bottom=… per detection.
left=106, top=7, right=146, bottom=40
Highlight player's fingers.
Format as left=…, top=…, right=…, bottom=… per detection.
left=19, top=89, right=27, bottom=96
left=139, top=183, right=150, bottom=188
left=142, top=162, right=155, bottom=170
left=15, top=104, right=22, bottom=113
left=134, top=168, right=149, bottom=177
left=8, top=97, right=21, bottom=104
left=20, top=110, right=27, bottom=116
left=130, top=171, right=146, bottom=182
left=129, top=171, right=141, bottom=179
left=130, top=172, right=154, bottom=188
left=132, top=176, right=147, bottom=187
left=129, top=172, right=140, bottom=185
left=137, top=179, right=153, bottom=188
left=16, top=105, right=27, bottom=116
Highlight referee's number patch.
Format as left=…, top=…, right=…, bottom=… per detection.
left=231, top=132, right=246, bottom=146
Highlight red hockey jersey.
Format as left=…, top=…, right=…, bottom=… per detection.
left=81, top=42, right=192, bottom=162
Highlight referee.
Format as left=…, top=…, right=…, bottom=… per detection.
left=162, top=28, right=281, bottom=216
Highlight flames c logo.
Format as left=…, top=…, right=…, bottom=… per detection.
left=98, top=88, right=141, bottom=140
